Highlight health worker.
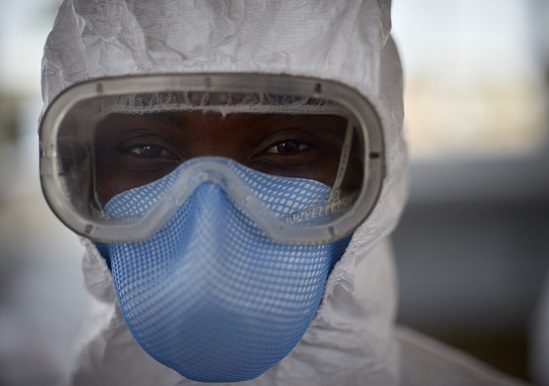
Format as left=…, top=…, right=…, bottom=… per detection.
left=39, top=1, right=529, bottom=385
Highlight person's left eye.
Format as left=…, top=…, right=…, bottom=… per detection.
left=266, top=141, right=309, bottom=155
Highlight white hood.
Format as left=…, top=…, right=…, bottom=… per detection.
left=43, top=1, right=409, bottom=385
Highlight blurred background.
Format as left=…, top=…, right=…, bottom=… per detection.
left=0, top=0, right=548, bottom=385
left=391, top=0, right=549, bottom=383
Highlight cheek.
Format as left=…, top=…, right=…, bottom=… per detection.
left=342, top=161, right=363, bottom=190
left=302, top=157, right=341, bottom=187
left=94, top=149, right=133, bottom=205
left=95, top=165, right=120, bottom=206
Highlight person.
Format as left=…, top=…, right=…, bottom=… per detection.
left=39, top=1, right=530, bottom=385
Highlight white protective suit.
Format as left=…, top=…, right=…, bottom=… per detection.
left=41, top=1, right=530, bottom=385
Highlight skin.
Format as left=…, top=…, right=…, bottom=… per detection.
left=93, top=110, right=363, bottom=204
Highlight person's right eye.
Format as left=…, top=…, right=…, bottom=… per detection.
left=116, top=133, right=181, bottom=161
left=109, top=134, right=183, bottom=178
left=125, top=144, right=175, bottom=158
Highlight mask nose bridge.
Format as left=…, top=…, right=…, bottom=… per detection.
left=168, top=157, right=289, bottom=241
left=169, top=157, right=250, bottom=207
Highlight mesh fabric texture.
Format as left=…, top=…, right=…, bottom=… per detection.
left=104, top=160, right=350, bottom=382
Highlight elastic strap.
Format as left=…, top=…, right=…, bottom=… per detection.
left=329, top=120, right=354, bottom=201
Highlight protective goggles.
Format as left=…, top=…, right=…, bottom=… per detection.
left=40, top=74, right=384, bottom=244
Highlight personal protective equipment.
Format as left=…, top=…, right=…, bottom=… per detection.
left=41, top=1, right=530, bottom=385
left=104, top=158, right=351, bottom=382
left=40, top=74, right=384, bottom=244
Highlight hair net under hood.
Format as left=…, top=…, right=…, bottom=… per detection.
left=42, top=1, right=409, bottom=385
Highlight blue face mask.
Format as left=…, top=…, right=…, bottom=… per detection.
left=101, top=159, right=350, bottom=383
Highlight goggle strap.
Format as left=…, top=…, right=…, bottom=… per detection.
left=329, top=119, right=354, bottom=201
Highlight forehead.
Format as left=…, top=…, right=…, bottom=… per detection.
left=95, top=111, right=349, bottom=137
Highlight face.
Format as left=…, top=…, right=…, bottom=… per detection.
left=94, top=111, right=363, bottom=204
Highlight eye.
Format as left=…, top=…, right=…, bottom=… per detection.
left=128, top=144, right=174, bottom=158
left=266, top=141, right=309, bottom=155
